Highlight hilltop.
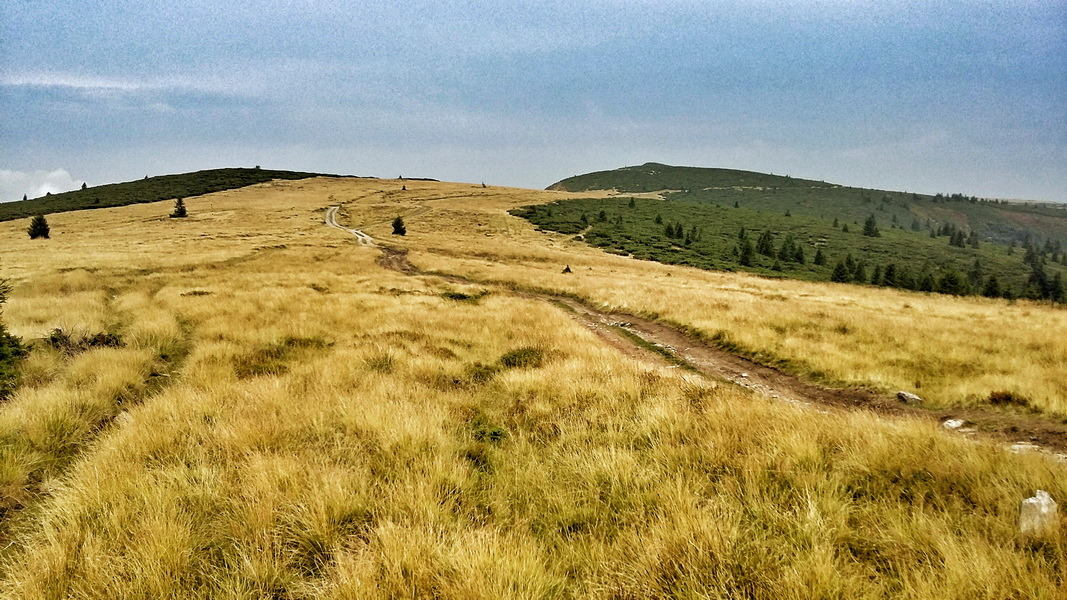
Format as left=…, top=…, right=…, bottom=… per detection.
left=523, top=163, right=1067, bottom=301
left=0, top=167, right=348, bottom=222
left=548, top=162, right=1067, bottom=246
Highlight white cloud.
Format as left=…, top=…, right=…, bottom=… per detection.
left=0, top=71, right=264, bottom=98
left=0, top=169, right=81, bottom=203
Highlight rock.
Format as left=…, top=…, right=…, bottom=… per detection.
left=897, top=391, right=923, bottom=405
left=942, top=418, right=965, bottom=430
left=740, top=373, right=748, bottom=378
left=1019, top=490, right=1059, bottom=537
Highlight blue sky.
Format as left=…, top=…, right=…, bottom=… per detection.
left=1, top=0, right=1065, bottom=202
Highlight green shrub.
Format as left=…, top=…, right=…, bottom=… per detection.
left=498, top=346, right=544, bottom=369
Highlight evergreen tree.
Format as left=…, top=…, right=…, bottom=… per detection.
left=628, top=197, right=636, bottom=208
left=655, top=214, right=662, bottom=225
left=830, top=261, right=850, bottom=283
left=832, top=217, right=839, bottom=228
left=738, top=226, right=746, bottom=240
left=756, top=231, right=775, bottom=256
left=27, top=214, right=50, bottom=239
left=870, top=265, right=883, bottom=285
left=863, top=214, right=880, bottom=237
left=170, top=198, right=188, bottom=218
left=738, top=239, right=755, bottom=267
left=841, top=223, right=850, bottom=233
left=392, top=216, right=407, bottom=235
left=936, top=270, right=967, bottom=296
left=0, top=280, right=25, bottom=399
left=882, top=263, right=898, bottom=287
left=814, top=247, right=826, bottom=266
left=982, top=275, right=1001, bottom=298
left=598, top=210, right=607, bottom=222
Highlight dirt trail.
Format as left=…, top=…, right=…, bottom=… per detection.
left=325, top=214, right=1067, bottom=460
left=325, top=206, right=375, bottom=246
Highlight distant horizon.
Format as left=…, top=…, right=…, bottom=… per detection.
left=3, top=1, right=1065, bottom=206
left=3, top=161, right=1065, bottom=207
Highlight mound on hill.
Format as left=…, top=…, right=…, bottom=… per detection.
left=524, top=163, right=1067, bottom=302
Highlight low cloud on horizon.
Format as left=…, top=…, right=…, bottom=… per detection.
left=0, top=169, right=81, bottom=203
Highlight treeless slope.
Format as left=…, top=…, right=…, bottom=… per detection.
left=0, top=177, right=1062, bottom=597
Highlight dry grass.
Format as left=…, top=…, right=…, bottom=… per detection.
left=0, top=177, right=1063, bottom=598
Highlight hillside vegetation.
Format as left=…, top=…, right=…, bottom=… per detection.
left=548, top=163, right=1067, bottom=247
left=0, top=177, right=1063, bottom=597
left=0, top=168, right=340, bottom=222
left=528, top=164, right=1067, bottom=302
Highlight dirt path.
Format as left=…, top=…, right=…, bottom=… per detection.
left=325, top=216, right=1067, bottom=461
left=325, top=206, right=375, bottom=246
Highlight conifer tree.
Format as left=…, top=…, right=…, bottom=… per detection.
left=392, top=216, right=407, bottom=236
left=863, top=214, right=880, bottom=237
left=27, top=215, right=50, bottom=239
left=170, top=198, right=188, bottom=218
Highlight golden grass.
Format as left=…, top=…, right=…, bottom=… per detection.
left=0, top=177, right=1063, bottom=597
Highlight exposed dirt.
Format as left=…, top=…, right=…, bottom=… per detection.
left=329, top=215, right=1067, bottom=461
left=553, top=297, right=1067, bottom=458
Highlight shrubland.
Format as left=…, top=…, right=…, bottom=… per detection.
left=0, top=177, right=1062, bottom=597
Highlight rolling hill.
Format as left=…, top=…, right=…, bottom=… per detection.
left=0, top=175, right=1064, bottom=596
left=0, top=167, right=347, bottom=222
left=519, top=163, right=1067, bottom=301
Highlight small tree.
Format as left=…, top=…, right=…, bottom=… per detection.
left=28, top=215, right=50, bottom=239
left=392, top=216, right=407, bottom=236
left=170, top=198, right=188, bottom=218
left=863, top=214, right=880, bottom=237
left=81, top=182, right=87, bottom=190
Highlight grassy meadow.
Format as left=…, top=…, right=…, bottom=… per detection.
left=0, top=177, right=1063, bottom=597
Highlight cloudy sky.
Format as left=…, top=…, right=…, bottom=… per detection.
left=1, top=0, right=1065, bottom=202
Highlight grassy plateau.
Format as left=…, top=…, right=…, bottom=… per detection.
left=0, top=175, right=1063, bottom=598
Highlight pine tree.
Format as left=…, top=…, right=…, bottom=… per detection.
left=830, top=261, right=850, bottom=283
left=27, top=215, right=50, bottom=239
left=654, top=214, right=662, bottom=225
left=756, top=231, right=775, bottom=256
left=170, top=198, right=188, bottom=218
left=739, top=239, right=755, bottom=267
left=392, top=216, right=406, bottom=236
left=814, top=247, right=826, bottom=266
left=863, top=214, right=880, bottom=237
left=982, top=275, right=1001, bottom=298
left=628, top=197, right=636, bottom=208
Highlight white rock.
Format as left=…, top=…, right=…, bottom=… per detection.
left=1019, top=490, right=1059, bottom=537
left=897, top=391, right=923, bottom=405
left=942, top=419, right=965, bottom=430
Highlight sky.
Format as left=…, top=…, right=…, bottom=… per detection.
left=1, top=0, right=1065, bottom=202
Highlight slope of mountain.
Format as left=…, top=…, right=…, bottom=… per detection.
left=527, top=163, right=1067, bottom=301
left=0, top=167, right=348, bottom=222
left=548, top=162, right=1067, bottom=246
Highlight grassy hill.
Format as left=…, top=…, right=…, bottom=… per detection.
left=549, top=163, right=1067, bottom=247
left=0, top=178, right=1064, bottom=596
left=0, top=167, right=344, bottom=222
left=526, top=163, right=1067, bottom=301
